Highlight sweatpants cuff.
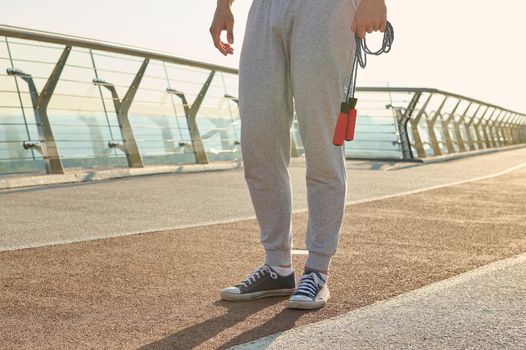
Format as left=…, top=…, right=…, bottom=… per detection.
left=305, top=252, right=332, bottom=272
left=265, top=249, right=292, bottom=267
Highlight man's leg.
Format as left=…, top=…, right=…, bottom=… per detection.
left=238, top=1, right=295, bottom=268
left=289, top=0, right=358, bottom=273
left=286, top=0, right=358, bottom=310
left=221, top=1, right=298, bottom=301
left=221, top=0, right=297, bottom=301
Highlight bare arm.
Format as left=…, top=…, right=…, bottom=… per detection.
left=352, top=0, right=388, bottom=39
left=210, top=0, right=235, bottom=56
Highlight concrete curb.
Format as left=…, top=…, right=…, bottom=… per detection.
left=419, top=143, right=526, bottom=164
left=347, top=144, right=526, bottom=166
left=233, top=252, right=526, bottom=349
left=0, top=160, right=242, bottom=190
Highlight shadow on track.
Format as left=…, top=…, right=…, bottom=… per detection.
left=137, top=298, right=308, bottom=350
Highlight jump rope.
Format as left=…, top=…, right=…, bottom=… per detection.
left=332, top=21, right=394, bottom=146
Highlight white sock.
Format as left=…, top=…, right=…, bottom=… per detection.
left=270, top=265, right=294, bottom=276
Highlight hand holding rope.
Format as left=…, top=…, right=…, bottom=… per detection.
left=333, top=21, right=394, bottom=146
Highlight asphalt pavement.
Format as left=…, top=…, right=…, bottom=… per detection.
left=2, top=145, right=526, bottom=252
left=1, top=148, right=525, bottom=349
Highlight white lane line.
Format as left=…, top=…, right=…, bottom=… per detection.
left=344, top=159, right=526, bottom=206
left=233, top=252, right=526, bottom=349
left=3, top=160, right=526, bottom=253
left=291, top=249, right=309, bottom=255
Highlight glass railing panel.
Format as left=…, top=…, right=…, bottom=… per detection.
left=40, top=48, right=126, bottom=169
left=187, top=69, right=241, bottom=162
left=406, top=115, right=432, bottom=156
left=447, top=123, right=459, bottom=152
left=5, top=38, right=63, bottom=84
left=127, top=60, right=196, bottom=165
left=0, top=108, right=45, bottom=174
left=219, top=71, right=241, bottom=154
left=291, top=117, right=304, bottom=155
left=163, top=63, right=207, bottom=155
left=344, top=90, right=402, bottom=159
left=0, top=54, right=45, bottom=174
left=91, top=51, right=145, bottom=93
left=0, top=37, right=7, bottom=58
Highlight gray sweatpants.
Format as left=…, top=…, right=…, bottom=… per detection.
left=238, top=0, right=359, bottom=272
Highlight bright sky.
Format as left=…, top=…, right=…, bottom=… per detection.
left=1, top=0, right=525, bottom=112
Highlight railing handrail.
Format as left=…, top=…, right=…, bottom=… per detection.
left=2, top=23, right=525, bottom=117
left=357, top=87, right=525, bottom=117
left=0, top=23, right=238, bottom=74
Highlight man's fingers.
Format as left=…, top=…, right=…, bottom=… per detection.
left=226, top=21, right=234, bottom=44
left=210, top=27, right=227, bottom=55
left=223, top=43, right=234, bottom=54
left=210, top=27, right=221, bottom=48
left=358, top=27, right=367, bottom=39
left=355, top=21, right=389, bottom=38
left=379, top=21, right=387, bottom=32
left=215, top=40, right=227, bottom=56
left=352, top=19, right=366, bottom=39
left=353, top=18, right=389, bottom=37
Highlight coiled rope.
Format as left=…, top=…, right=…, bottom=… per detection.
left=344, top=21, right=394, bottom=102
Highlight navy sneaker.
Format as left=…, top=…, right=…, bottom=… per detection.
left=287, top=271, right=330, bottom=309
left=221, top=264, right=296, bottom=301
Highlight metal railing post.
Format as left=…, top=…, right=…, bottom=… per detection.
left=515, top=115, right=526, bottom=144
left=455, top=101, right=472, bottom=152
left=430, top=96, right=448, bottom=155
left=504, top=112, right=515, bottom=145
left=509, top=114, right=521, bottom=144
left=481, top=108, right=496, bottom=148
left=503, top=112, right=513, bottom=146
left=391, top=91, right=421, bottom=160
left=520, top=120, right=526, bottom=143
left=472, top=106, right=489, bottom=149
left=498, top=112, right=512, bottom=146
left=488, top=110, right=503, bottom=148
left=169, top=70, right=216, bottom=164
left=408, top=93, right=431, bottom=158
left=494, top=111, right=507, bottom=147
left=447, top=100, right=465, bottom=152
left=93, top=58, right=149, bottom=168
left=517, top=119, right=523, bottom=143
left=6, top=45, right=71, bottom=174
left=491, top=110, right=502, bottom=147
left=464, top=104, right=479, bottom=151
left=509, top=114, right=519, bottom=144
left=497, top=112, right=508, bottom=146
